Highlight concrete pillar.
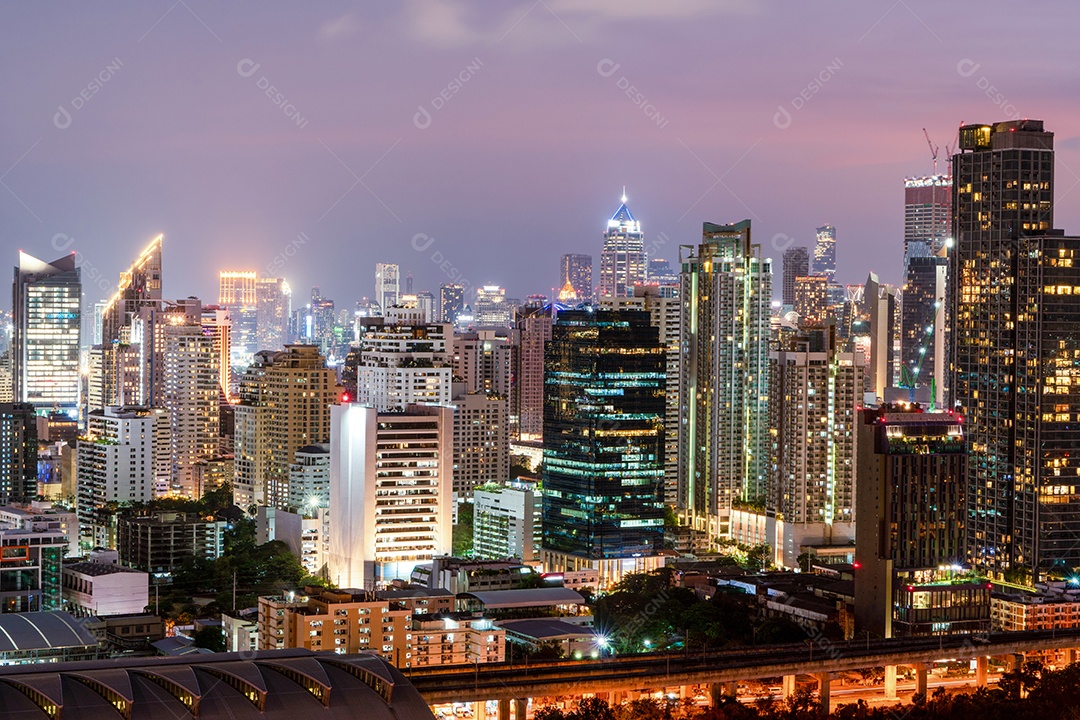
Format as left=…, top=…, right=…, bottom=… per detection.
left=514, top=698, right=528, bottom=720
left=1007, top=652, right=1024, bottom=673
left=782, top=674, right=797, bottom=699
left=498, top=698, right=510, bottom=720
left=1067, top=648, right=1078, bottom=665
left=884, top=665, right=898, bottom=700
left=976, top=656, right=988, bottom=687
left=723, top=681, right=738, bottom=697
left=473, top=701, right=484, bottom=718
left=914, top=662, right=928, bottom=697
left=815, top=672, right=830, bottom=713
left=611, top=691, right=623, bottom=707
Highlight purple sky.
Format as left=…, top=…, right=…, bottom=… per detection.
left=3, top=1, right=1080, bottom=310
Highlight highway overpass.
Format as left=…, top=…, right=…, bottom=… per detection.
left=409, top=628, right=1080, bottom=708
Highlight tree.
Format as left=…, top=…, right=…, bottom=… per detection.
left=453, top=502, right=474, bottom=557
left=192, top=626, right=225, bottom=653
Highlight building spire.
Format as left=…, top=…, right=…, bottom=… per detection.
left=621, top=186, right=627, bottom=204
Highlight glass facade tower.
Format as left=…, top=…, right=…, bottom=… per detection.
left=541, top=309, right=665, bottom=560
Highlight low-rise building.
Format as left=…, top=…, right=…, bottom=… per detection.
left=411, top=557, right=539, bottom=594
left=62, top=561, right=149, bottom=617
left=0, top=528, right=68, bottom=613
left=0, top=501, right=78, bottom=557
left=473, top=480, right=541, bottom=563
left=223, top=607, right=259, bottom=653
left=116, top=511, right=227, bottom=576
left=411, top=612, right=505, bottom=667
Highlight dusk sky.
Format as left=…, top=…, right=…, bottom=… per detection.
left=3, top=1, right=1080, bottom=309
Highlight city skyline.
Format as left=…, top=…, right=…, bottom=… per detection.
left=3, top=2, right=1080, bottom=309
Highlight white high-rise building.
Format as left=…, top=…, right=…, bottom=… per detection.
left=472, top=286, right=512, bottom=328
left=287, top=444, right=330, bottom=512
left=356, top=321, right=453, bottom=412
left=473, top=480, right=541, bottom=563
left=76, top=406, right=169, bottom=547
left=598, top=193, right=646, bottom=299
left=375, top=263, right=400, bottom=313
left=328, top=404, right=453, bottom=589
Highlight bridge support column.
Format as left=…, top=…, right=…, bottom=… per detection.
left=473, top=701, right=484, bottom=719
left=498, top=698, right=510, bottom=720
left=1006, top=652, right=1024, bottom=673
left=709, top=681, right=737, bottom=705
left=782, top=674, right=797, bottom=699
left=914, top=662, right=928, bottom=698
left=884, top=665, right=898, bottom=700
left=1068, top=648, right=1079, bottom=666
left=815, top=672, right=830, bottom=713
left=611, top=691, right=623, bottom=707
left=514, top=698, right=528, bottom=719
left=976, top=656, right=988, bottom=687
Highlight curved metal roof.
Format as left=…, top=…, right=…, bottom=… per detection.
left=0, top=649, right=434, bottom=719
left=0, top=612, right=97, bottom=651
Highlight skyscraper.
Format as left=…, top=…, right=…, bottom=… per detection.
left=904, top=175, right=952, bottom=271
left=375, top=263, right=399, bottom=312
left=541, top=308, right=665, bottom=583
left=793, top=275, right=828, bottom=325
left=560, top=254, right=593, bottom=302
left=864, top=272, right=900, bottom=402
left=328, top=403, right=453, bottom=589
left=855, top=406, right=984, bottom=638
left=255, top=277, right=290, bottom=352
left=598, top=194, right=646, bottom=299
left=161, top=319, right=220, bottom=497
left=439, top=284, right=464, bottom=324
left=678, top=220, right=772, bottom=539
left=812, top=225, right=836, bottom=282
left=0, top=403, right=37, bottom=504
left=782, top=246, right=810, bottom=307
left=951, top=119, right=1080, bottom=579
left=99, top=234, right=162, bottom=346
left=356, top=314, right=453, bottom=412
left=219, top=271, right=257, bottom=369
left=770, top=327, right=862, bottom=567
left=512, top=303, right=552, bottom=441
left=12, top=252, right=81, bottom=417
left=900, top=253, right=948, bottom=408
left=472, top=286, right=512, bottom=327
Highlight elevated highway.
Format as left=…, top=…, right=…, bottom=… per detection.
left=409, top=629, right=1080, bottom=705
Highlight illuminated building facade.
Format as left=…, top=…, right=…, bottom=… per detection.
left=812, top=225, right=836, bottom=282
left=0, top=403, right=37, bottom=504
left=439, top=283, right=464, bottom=324
left=855, top=406, right=985, bottom=637
left=99, top=235, right=162, bottom=347
left=793, top=275, right=828, bottom=325
left=255, top=276, right=290, bottom=352
left=771, top=327, right=862, bottom=564
left=901, top=253, right=948, bottom=407
left=560, top=253, right=593, bottom=302
left=375, top=263, right=399, bottom=312
left=356, top=320, right=452, bottom=412
left=904, top=175, right=953, bottom=270
left=473, top=286, right=512, bottom=328
left=512, top=303, right=552, bottom=441
left=950, top=120, right=1080, bottom=579
left=12, top=252, right=81, bottom=417
left=864, top=272, right=900, bottom=401
left=328, top=404, right=454, bottom=589
left=598, top=195, right=646, bottom=299
left=218, top=271, right=257, bottom=369
left=162, top=321, right=220, bottom=497
left=782, top=246, right=810, bottom=307
left=541, top=309, right=665, bottom=573
left=678, top=220, right=772, bottom=539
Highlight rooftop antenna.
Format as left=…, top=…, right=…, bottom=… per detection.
left=621, top=186, right=627, bottom=204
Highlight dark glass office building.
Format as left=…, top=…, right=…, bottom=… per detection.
left=541, top=309, right=665, bottom=566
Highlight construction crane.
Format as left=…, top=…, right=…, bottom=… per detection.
left=923, top=128, right=940, bottom=174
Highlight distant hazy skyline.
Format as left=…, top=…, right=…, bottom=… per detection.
left=3, top=1, right=1080, bottom=309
